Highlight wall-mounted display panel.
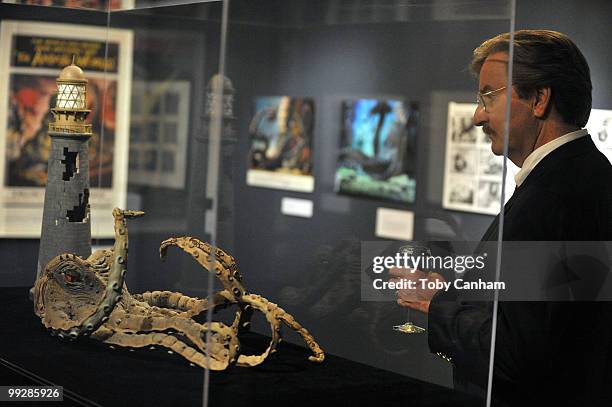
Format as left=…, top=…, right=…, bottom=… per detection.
left=128, top=80, right=190, bottom=189
left=2, top=0, right=570, bottom=406
left=335, top=99, right=418, bottom=204
left=442, top=102, right=516, bottom=215
left=587, top=108, right=612, bottom=163
left=0, top=20, right=133, bottom=237
left=247, top=96, right=315, bottom=193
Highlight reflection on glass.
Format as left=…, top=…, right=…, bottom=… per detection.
left=147, top=122, right=159, bottom=142
left=161, top=150, right=174, bottom=173
left=392, top=244, right=431, bottom=334
left=143, top=149, right=157, bottom=171
left=165, top=92, right=180, bottom=114
left=128, top=149, right=138, bottom=170
left=130, top=125, right=140, bottom=142
left=164, top=122, right=177, bottom=143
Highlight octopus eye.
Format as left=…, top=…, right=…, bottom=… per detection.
left=63, top=268, right=82, bottom=284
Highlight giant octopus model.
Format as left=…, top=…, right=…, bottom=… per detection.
left=33, top=208, right=324, bottom=369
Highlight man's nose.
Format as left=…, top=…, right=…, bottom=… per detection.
left=473, top=105, right=487, bottom=127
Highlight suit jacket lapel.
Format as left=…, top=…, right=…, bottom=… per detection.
left=478, top=136, right=593, bottom=243
left=480, top=187, right=520, bottom=242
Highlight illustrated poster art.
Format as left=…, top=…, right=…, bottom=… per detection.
left=0, top=21, right=133, bottom=237
left=586, top=108, right=612, bottom=164
left=442, top=102, right=516, bottom=215
left=335, top=99, right=418, bottom=203
left=247, top=96, right=315, bottom=192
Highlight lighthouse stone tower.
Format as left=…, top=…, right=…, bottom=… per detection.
left=34, top=62, right=93, bottom=285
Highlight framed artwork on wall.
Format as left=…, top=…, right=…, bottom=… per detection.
left=442, top=102, right=516, bottom=215
left=586, top=108, right=612, bottom=164
left=246, top=96, right=315, bottom=192
left=0, top=20, right=133, bottom=237
left=335, top=98, right=418, bottom=203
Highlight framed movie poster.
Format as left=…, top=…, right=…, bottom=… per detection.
left=128, top=80, right=190, bottom=189
left=586, top=108, right=612, bottom=164
left=0, top=21, right=133, bottom=237
left=335, top=98, right=418, bottom=203
left=247, top=96, right=315, bottom=192
left=442, top=102, right=516, bottom=215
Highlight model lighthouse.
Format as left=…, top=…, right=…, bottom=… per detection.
left=34, top=60, right=93, bottom=284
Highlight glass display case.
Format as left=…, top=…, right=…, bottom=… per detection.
left=1, top=1, right=611, bottom=406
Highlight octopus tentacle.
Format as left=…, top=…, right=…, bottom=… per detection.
left=134, top=291, right=203, bottom=311
left=36, top=208, right=324, bottom=369
left=133, top=290, right=234, bottom=318
left=78, top=209, right=143, bottom=338
left=234, top=294, right=281, bottom=367
left=34, top=209, right=144, bottom=340
left=160, top=237, right=247, bottom=300
left=107, top=307, right=241, bottom=367
left=238, top=294, right=325, bottom=366
left=159, top=237, right=250, bottom=332
left=160, top=236, right=325, bottom=366
left=122, top=298, right=181, bottom=319
left=276, top=309, right=325, bottom=363
left=153, top=318, right=240, bottom=365
left=92, top=326, right=232, bottom=370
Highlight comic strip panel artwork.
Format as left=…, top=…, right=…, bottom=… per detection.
left=586, top=108, right=612, bottom=164
left=442, top=102, right=516, bottom=215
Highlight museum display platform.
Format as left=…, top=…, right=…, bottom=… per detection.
left=0, top=287, right=480, bottom=407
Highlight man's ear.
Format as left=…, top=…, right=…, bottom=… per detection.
left=533, top=87, right=552, bottom=118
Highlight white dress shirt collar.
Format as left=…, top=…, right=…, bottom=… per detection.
left=514, top=129, right=588, bottom=187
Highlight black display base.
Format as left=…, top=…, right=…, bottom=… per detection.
left=0, top=287, right=479, bottom=406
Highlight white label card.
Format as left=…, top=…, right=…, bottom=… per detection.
left=281, top=197, right=313, bottom=218
left=375, top=208, right=414, bottom=240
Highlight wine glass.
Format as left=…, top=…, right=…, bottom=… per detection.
left=392, top=244, right=431, bottom=334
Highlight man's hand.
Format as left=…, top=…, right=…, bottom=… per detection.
left=389, top=267, right=446, bottom=314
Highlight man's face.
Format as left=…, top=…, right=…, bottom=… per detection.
left=473, top=52, right=537, bottom=165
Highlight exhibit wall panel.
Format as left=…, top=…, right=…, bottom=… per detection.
left=218, top=0, right=513, bottom=393
left=0, top=3, right=126, bottom=286
left=2, top=0, right=612, bottom=406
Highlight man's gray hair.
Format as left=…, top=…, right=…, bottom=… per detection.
left=470, top=30, right=592, bottom=127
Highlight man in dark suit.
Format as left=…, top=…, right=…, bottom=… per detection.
left=392, top=30, right=612, bottom=405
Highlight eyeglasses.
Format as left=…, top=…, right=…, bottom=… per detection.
left=476, top=86, right=507, bottom=112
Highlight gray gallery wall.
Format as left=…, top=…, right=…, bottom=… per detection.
left=218, top=0, right=612, bottom=387
left=1, top=0, right=612, bottom=390
left=222, top=11, right=507, bottom=389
